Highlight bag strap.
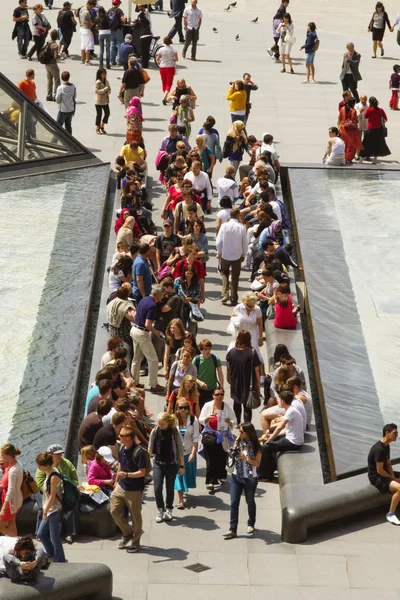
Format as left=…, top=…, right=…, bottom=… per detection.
left=249, top=349, right=255, bottom=391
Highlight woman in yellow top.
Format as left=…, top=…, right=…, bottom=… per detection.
left=226, top=80, right=247, bottom=123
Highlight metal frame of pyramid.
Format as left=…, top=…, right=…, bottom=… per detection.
left=0, top=72, right=100, bottom=176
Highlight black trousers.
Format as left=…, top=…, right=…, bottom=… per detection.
left=169, top=16, right=184, bottom=42
left=183, top=28, right=199, bottom=59
left=27, top=35, right=45, bottom=59
left=61, top=28, right=73, bottom=53
left=140, top=35, right=152, bottom=68
left=233, top=401, right=252, bottom=424
left=341, top=74, right=359, bottom=102
left=95, top=104, right=110, bottom=126
left=258, top=438, right=302, bottom=480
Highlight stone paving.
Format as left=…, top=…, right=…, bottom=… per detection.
left=2, top=0, right=400, bottom=597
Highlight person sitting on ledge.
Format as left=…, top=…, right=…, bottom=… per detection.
left=258, top=390, right=304, bottom=480
left=0, top=535, right=48, bottom=582
left=367, top=423, right=400, bottom=526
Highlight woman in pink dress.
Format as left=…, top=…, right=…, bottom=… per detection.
left=271, top=283, right=300, bottom=330
left=338, top=98, right=363, bottom=164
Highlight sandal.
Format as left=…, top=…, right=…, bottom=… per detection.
left=176, top=503, right=185, bottom=510
left=96, top=127, right=102, bottom=135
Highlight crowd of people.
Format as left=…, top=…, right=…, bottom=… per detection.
left=3, top=0, right=400, bottom=583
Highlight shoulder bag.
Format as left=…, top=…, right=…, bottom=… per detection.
left=246, top=350, right=262, bottom=409
left=381, top=115, right=388, bottom=137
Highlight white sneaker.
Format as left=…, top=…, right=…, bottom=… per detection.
left=156, top=509, right=164, bottom=523
left=164, top=509, right=173, bottom=521
left=386, top=513, right=400, bottom=526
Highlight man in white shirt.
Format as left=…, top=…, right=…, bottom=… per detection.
left=216, top=208, right=248, bottom=305
left=259, top=390, right=304, bottom=480
left=256, top=134, right=280, bottom=170
left=185, top=161, right=212, bottom=213
left=183, top=0, right=202, bottom=61
left=216, top=166, right=239, bottom=205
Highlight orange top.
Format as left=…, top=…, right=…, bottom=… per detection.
left=17, top=79, right=36, bottom=102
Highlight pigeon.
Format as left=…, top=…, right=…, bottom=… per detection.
left=230, top=1, right=237, bottom=6
left=213, top=27, right=218, bottom=32
left=251, top=16, right=258, bottom=23
left=224, top=4, right=230, bottom=10
left=235, top=34, right=240, bottom=40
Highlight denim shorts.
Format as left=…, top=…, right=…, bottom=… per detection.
left=306, top=51, right=315, bottom=65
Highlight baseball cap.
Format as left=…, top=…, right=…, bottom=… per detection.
left=47, top=444, right=64, bottom=454
left=97, top=446, right=114, bottom=464
left=112, top=0, right=122, bottom=4
left=124, top=34, right=132, bottom=42
left=63, top=1, right=72, bottom=6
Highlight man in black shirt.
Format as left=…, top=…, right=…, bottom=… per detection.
left=93, top=411, right=127, bottom=458
left=155, top=221, right=181, bottom=270
left=78, top=399, right=112, bottom=449
left=110, top=425, right=147, bottom=552
left=118, top=56, right=145, bottom=108
left=368, top=423, right=400, bottom=525
left=12, top=0, right=31, bottom=58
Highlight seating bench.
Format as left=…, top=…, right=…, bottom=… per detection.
left=0, top=562, right=112, bottom=600
left=16, top=499, right=118, bottom=539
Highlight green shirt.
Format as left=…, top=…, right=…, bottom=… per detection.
left=35, top=457, right=79, bottom=492
left=193, top=354, right=221, bottom=391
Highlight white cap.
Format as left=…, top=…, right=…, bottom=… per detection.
left=97, top=446, right=114, bottom=464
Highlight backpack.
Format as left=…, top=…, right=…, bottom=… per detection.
left=57, top=9, right=72, bottom=29
left=313, top=38, right=320, bottom=52
left=194, top=354, right=220, bottom=385
left=46, top=471, right=80, bottom=512
left=38, top=43, right=53, bottom=65
left=20, top=470, right=39, bottom=500
left=132, top=445, right=152, bottom=477
left=107, top=8, right=121, bottom=31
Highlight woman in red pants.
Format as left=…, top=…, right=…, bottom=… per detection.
left=338, top=97, right=363, bottom=164
left=157, top=36, right=178, bottom=105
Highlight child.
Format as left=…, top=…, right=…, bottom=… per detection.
left=389, top=64, right=400, bottom=110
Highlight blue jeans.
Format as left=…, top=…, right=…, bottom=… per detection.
left=16, top=25, right=30, bottom=56
left=99, top=33, right=111, bottom=67
left=111, top=30, right=124, bottom=64
left=229, top=474, right=258, bottom=533
left=37, top=511, right=66, bottom=562
left=231, top=113, right=246, bottom=123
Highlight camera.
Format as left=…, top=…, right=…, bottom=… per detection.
left=227, top=445, right=241, bottom=468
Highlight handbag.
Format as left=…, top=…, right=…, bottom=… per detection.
left=266, top=304, right=275, bottom=320
left=250, top=278, right=266, bottom=292
left=202, top=431, right=217, bottom=447
left=246, top=350, right=262, bottom=409
left=343, top=119, right=357, bottom=131
left=285, top=34, right=296, bottom=45
left=142, top=68, right=150, bottom=84
left=381, top=116, right=388, bottom=137
left=189, top=302, right=204, bottom=322
left=20, top=470, right=39, bottom=500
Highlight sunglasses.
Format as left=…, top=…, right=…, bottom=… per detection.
left=177, top=406, right=190, bottom=410
left=120, top=433, right=133, bottom=438
left=214, top=393, right=224, bottom=397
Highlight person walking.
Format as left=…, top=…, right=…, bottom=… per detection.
left=55, top=70, right=76, bottom=134
left=108, top=0, right=126, bottom=66
left=216, top=208, right=248, bottom=306
left=27, top=4, right=49, bottom=61
left=389, top=64, right=400, bottom=110
left=35, top=452, right=66, bottom=563
left=95, top=67, right=111, bottom=135
left=338, top=97, right=363, bottom=164
left=340, top=42, right=362, bottom=102
left=118, top=56, right=145, bottom=108
left=368, top=2, right=391, bottom=58
left=130, top=284, right=165, bottom=393
left=97, top=6, right=111, bottom=69
left=12, top=0, right=32, bottom=59
left=45, top=29, right=61, bottom=102
left=277, top=12, right=295, bottom=73
left=226, top=330, right=261, bottom=424
left=0, top=444, right=24, bottom=537
left=78, top=0, right=96, bottom=66
left=182, top=0, right=202, bottom=61
left=57, top=1, right=76, bottom=57
left=226, top=80, right=247, bottom=123
left=110, top=425, right=147, bottom=552
left=157, top=36, right=178, bottom=105
left=359, top=96, right=391, bottom=163
left=168, top=0, right=186, bottom=43
left=299, top=22, right=318, bottom=83
left=149, top=412, right=185, bottom=522
left=223, top=423, right=262, bottom=539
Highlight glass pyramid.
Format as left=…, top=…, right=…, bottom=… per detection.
left=0, top=72, right=93, bottom=169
